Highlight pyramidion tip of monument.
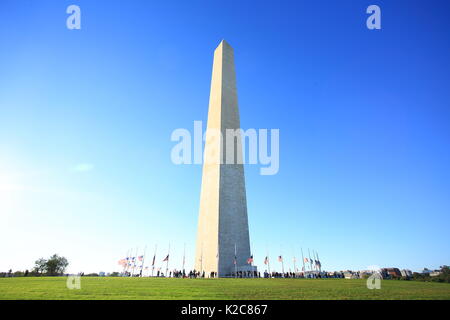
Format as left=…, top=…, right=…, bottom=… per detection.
left=218, top=39, right=233, bottom=50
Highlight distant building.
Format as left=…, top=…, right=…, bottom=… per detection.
left=421, top=268, right=431, bottom=275
left=400, top=269, right=413, bottom=277
left=430, top=270, right=442, bottom=277
left=359, top=271, right=374, bottom=279
left=327, top=271, right=343, bottom=278
left=381, top=268, right=401, bottom=278
left=343, top=271, right=352, bottom=279
left=343, top=271, right=359, bottom=279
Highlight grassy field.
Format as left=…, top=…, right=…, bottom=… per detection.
left=0, top=277, right=449, bottom=300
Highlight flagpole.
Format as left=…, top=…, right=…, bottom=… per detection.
left=315, top=250, right=321, bottom=273
left=216, top=247, right=219, bottom=278
left=318, top=251, right=322, bottom=272
left=151, top=244, right=157, bottom=277
left=128, top=248, right=133, bottom=275
left=313, top=250, right=319, bottom=273
left=266, top=246, right=271, bottom=276
left=308, top=248, right=314, bottom=277
left=307, top=248, right=311, bottom=272
left=234, top=243, right=237, bottom=278
left=128, top=248, right=133, bottom=276
left=312, top=250, right=317, bottom=273
left=121, top=249, right=126, bottom=275
left=140, top=246, right=147, bottom=277
left=293, top=255, right=297, bottom=274
left=250, top=241, right=254, bottom=278
left=308, top=248, right=312, bottom=273
left=165, top=243, right=170, bottom=277
left=131, top=247, right=138, bottom=277
left=124, top=248, right=130, bottom=276
left=200, top=243, right=203, bottom=275
left=182, top=243, right=186, bottom=274
left=301, top=248, right=306, bottom=277
left=123, top=249, right=129, bottom=276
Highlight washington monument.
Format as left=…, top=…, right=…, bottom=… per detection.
left=195, top=40, right=254, bottom=277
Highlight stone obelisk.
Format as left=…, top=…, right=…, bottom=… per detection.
left=195, top=40, right=252, bottom=277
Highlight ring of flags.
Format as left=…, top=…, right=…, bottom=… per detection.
left=118, top=247, right=322, bottom=276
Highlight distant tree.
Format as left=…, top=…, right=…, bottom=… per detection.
left=13, top=271, right=24, bottom=277
left=85, top=273, right=99, bottom=277
left=435, top=265, right=450, bottom=283
left=33, top=258, right=47, bottom=275
left=24, top=269, right=29, bottom=277
left=410, top=266, right=449, bottom=283
left=45, top=254, right=69, bottom=276
left=412, top=272, right=427, bottom=281
left=33, top=254, right=69, bottom=276
left=110, top=272, right=120, bottom=277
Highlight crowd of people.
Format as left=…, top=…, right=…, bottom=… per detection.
left=121, top=269, right=332, bottom=279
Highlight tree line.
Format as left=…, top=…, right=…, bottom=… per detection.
left=410, top=266, right=450, bottom=283
left=0, top=254, right=68, bottom=277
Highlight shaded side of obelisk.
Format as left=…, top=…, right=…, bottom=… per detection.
left=195, top=40, right=252, bottom=277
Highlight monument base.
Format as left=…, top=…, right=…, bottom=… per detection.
left=236, top=265, right=257, bottom=272
left=221, top=265, right=258, bottom=278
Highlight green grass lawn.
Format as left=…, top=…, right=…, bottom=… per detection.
left=0, top=277, right=449, bottom=300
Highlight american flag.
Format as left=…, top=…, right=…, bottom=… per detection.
left=118, top=259, right=127, bottom=266
left=152, top=255, right=156, bottom=266
left=233, top=256, right=237, bottom=265
left=304, top=258, right=309, bottom=263
left=278, top=255, right=283, bottom=262
left=247, top=255, right=253, bottom=264
left=138, top=255, right=144, bottom=262
left=264, top=256, right=269, bottom=265
left=162, top=254, right=169, bottom=262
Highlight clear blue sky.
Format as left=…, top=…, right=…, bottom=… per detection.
left=1, top=0, right=449, bottom=274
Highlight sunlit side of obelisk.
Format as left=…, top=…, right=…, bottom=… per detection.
left=195, top=40, right=253, bottom=277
